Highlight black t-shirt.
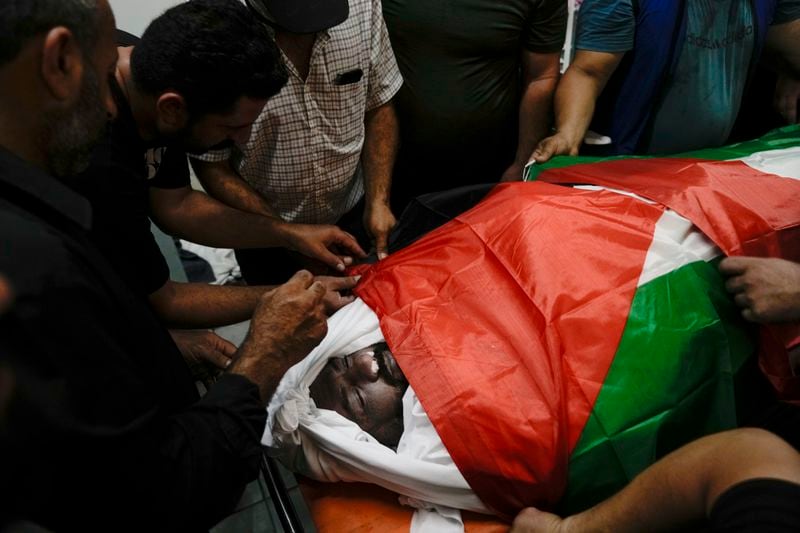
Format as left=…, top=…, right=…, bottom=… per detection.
left=73, top=33, right=190, bottom=296
left=383, top=0, right=566, bottom=208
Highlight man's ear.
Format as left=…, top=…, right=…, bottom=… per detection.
left=40, top=27, right=84, bottom=102
left=155, top=92, right=189, bottom=132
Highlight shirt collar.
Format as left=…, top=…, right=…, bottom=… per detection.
left=0, top=145, right=92, bottom=230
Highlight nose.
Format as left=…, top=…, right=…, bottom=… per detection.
left=346, top=351, right=379, bottom=384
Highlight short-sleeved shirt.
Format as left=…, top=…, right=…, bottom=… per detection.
left=576, top=0, right=800, bottom=153
left=195, top=0, right=403, bottom=225
left=73, top=76, right=190, bottom=296
left=383, top=0, right=566, bottom=200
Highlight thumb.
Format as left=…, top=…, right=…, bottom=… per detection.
left=531, top=140, right=555, bottom=163
left=374, top=231, right=390, bottom=260
left=205, top=339, right=235, bottom=369
left=214, top=335, right=238, bottom=358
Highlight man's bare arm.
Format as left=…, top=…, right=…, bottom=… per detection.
left=361, top=101, right=399, bottom=259
left=191, top=158, right=279, bottom=218
left=765, top=19, right=800, bottom=78
left=530, top=50, right=624, bottom=163
left=148, top=275, right=359, bottom=329
left=149, top=281, right=272, bottom=329
left=500, top=50, right=561, bottom=182
left=150, top=185, right=365, bottom=271
left=511, top=429, right=800, bottom=533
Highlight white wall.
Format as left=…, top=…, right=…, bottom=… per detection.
left=108, top=0, right=186, bottom=36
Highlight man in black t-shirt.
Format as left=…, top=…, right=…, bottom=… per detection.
left=382, top=0, right=567, bottom=212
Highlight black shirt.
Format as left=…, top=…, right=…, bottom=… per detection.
left=72, top=75, right=190, bottom=296
left=0, top=147, right=265, bottom=530
left=382, top=0, right=566, bottom=210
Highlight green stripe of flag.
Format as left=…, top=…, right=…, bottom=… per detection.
left=558, top=259, right=756, bottom=514
left=526, top=124, right=800, bottom=181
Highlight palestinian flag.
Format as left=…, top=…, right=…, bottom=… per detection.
left=355, top=126, right=800, bottom=519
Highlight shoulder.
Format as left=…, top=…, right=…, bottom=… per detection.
left=575, top=0, right=636, bottom=52
left=339, top=0, right=383, bottom=32
left=0, top=203, right=86, bottom=297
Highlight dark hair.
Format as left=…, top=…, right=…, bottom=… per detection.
left=130, top=0, right=287, bottom=116
left=0, top=0, right=99, bottom=67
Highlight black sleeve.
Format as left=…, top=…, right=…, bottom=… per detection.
left=0, top=214, right=266, bottom=530
left=708, top=478, right=800, bottom=532
left=78, top=161, right=170, bottom=296
left=523, top=0, right=568, bottom=53
left=148, top=147, right=192, bottom=190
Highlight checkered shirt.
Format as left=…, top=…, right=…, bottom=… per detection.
left=194, top=0, right=402, bottom=224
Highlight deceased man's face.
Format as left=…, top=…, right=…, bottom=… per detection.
left=309, top=343, right=408, bottom=447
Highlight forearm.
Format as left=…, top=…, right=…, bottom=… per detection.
left=513, top=74, right=559, bottom=165
left=552, top=68, right=606, bottom=148
left=191, top=158, right=279, bottom=218
left=552, top=51, right=624, bottom=149
left=362, top=102, right=399, bottom=208
left=560, top=429, right=800, bottom=533
left=149, top=281, right=273, bottom=329
left=151, top=188, right=292, bottom=249
left=765, top=20, right=800, bottom=77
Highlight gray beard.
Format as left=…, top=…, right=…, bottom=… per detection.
left=42, top=66, right=108, bottom=178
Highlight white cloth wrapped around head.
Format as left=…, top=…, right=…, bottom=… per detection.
left=263, top=298, right=489, bottom=513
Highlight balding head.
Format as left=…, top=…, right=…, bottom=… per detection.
left=0, top=0, right=117, bottom=176
left=0, top=0, right=101, bottom=67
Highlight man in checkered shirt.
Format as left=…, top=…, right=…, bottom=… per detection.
left=192, top=0, right=403, bottom=285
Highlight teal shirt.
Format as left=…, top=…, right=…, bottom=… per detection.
left=647, top=0, right=754, bottom=153
left=577, top=0, right=800, bottom=154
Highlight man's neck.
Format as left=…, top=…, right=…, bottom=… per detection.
left=275, top=31, right=316, bottom=80
left=115, top=47, right=159, bottom=144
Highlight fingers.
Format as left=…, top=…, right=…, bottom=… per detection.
left=316, top=247, right=350, bottom=272
left=530, top=137, right=558, bottom=164
left=724, top=275, right=747, bottom=294
left=318, top=275, right=361, bottom=291
left=317, top=275, right=360, bottom=314
left=778, top=93, right=798, bottom=124
left=309, top=280, right=327, bottom=300
left=333, top=229, right=367, bottom=258
left=734, top=292, right=751, bottom=308
left=774, top=76, right=800, bottom=125
left=214, top=335, right=238, bottom=358
left=283, top=269, right=315, bottom=290
left=510, top=507, right=564, bottom=533
left=741, top=307, right=757, bottom=323
left=718, top=256, right=750, bottom=276
left=315, top=229, right=365, bottom=272
left=323, top=291, right=356, bottom=314
left=204, top=344, right=234, bottom=370
left=373, top=231, right=390, bottom=260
